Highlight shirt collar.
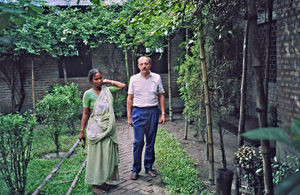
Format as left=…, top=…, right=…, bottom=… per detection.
left=139, top=71, right=152, bottom=79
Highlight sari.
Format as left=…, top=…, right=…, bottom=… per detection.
left=85, top=86, right=119, bottom=185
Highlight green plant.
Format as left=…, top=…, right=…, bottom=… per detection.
left=0, top=112, right=36, bottom=194
left=48, top=83, right=81, bottom=135
left=113, top=91, right=127, bottom=118
left=234, top=146, right=264, bottom=192
left=242, top=119, right=300, bottom=195
left=272, top=155, right=300, bottom=184
left=36, top=84, right=81, bottom=156
left=155, top=128, right=212, bottom=194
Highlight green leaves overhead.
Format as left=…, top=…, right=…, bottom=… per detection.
left=0, top=0, right=44, bottom=32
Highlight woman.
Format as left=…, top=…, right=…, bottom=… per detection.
left=78, top=68, right=126, bottom=193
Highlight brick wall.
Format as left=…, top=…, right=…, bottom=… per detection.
left=276, top=0, right=300, bottom=130
left=0, top=34, right=184, bottom=113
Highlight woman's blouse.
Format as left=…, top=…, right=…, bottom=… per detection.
left=83, top=86, right=119, bottom=109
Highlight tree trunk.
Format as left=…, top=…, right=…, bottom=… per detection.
left=31, top=59, right=36, bottom=114
left=167, top=38, right=173, bottom=121
left=199, top=27, right=214, bottom=184
left=238, top=19, right=249, bottom=148
left=184, top=115, right=188, bottom=140
left=184, top=27, right=189, bottom=140
left=248, top=0, right=273, bottom=194
left=236, top=19, right=249, bottom=193
left=124, top=48, right=130, bottom=84
left=11, top=63, right=16, bottom=113
left=62, top=60, right=67, bottom=85
left=264, top=0, right=273, bottom=116
left=132, top=48, right=136, bottom=75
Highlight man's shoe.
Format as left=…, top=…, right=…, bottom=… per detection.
left=145, top=170, right=156, bottom=177
left=130, top=171, right=138, bottom=180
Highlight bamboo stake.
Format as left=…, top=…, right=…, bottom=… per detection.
left=66, top=157, right=87, bottom=195
left=124, top=48, right=130, bottom=84
left=31, top=58, right=36, bottom=114
left=184, top=27, right=189, bottom=140
left=238, top=19, right=249, bottom=149
left=199, top=26, right=214, bottom=184
left=32, top=139, right=80, bottom=195
left=167, top=38, right=173, bottom=121
left=236, top=18, right=249, bottom=195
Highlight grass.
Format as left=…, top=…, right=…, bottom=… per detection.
left=0, top=125, right=94, bottom=195
left=155, top=128, right=213, bottom=194
left=1, top=124, right=214, bottom=194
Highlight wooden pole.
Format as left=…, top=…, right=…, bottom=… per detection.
left=31, top=58, right=36, bottom=114
left=199, top=26, right=214, bottom=184
left=124, top=48, right=130, bottom=84
left=167, top=38, right=173, bottom=121
left=32, top=139, right=80, bottom=195
left=66, top=157, right=87, bottom=195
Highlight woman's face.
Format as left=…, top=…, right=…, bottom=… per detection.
left=92, top=72, right=103, bottom=89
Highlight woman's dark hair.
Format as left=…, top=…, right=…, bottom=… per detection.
left=88, top=68, right=102, bottom=83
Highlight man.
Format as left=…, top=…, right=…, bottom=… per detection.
left=127, top=56, right=166, bottom=180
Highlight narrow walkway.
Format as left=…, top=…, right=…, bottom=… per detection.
left=107, top=118, right=167, bottom=194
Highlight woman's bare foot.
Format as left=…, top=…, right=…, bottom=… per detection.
left=91, top=185, right=107, bottom=194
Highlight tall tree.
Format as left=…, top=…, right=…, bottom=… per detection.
left=247, top=0, right=273, bottom=194
left=264, top=0, right=274, bottom=118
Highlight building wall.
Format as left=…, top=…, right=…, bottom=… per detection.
left=276, top=0, right=300, bottom=129
left=275, top=0, right=300, bottom=159
left=0, top=34, right=184, bottom=113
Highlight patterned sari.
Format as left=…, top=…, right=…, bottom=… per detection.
left=85, top=86, right=119, bottom=185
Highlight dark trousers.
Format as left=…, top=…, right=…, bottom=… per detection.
left=131, top=106, right=159, bottom=173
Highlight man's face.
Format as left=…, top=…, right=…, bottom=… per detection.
left=138, top=57, right=151, bottom=76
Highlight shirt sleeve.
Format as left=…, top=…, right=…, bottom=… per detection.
left=82, top=91, right=90, bottom=108
left=109, top=86, right=119, bottom=93
left=158, top=75, right=165, bottom=94
left=128, top=77, right=134, bottom=94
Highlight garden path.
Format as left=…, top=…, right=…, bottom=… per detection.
left=109, top=113, right=239, bottom=194
left=106, top=117, right=167, bottom=194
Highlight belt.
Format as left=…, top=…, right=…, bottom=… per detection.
left=133, top=106, right=158, bottom=109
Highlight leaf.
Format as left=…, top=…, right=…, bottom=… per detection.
left=275, top=172, right=300, bottom=195
left=242, top=128, right=290, bottom=143
left=290, top=119, right=300, bottom=136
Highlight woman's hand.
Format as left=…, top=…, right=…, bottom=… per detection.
left=103, top=79, right=110, bottom=84
left=78, top=131, right=85, bottom=141
left=78, top=131, right=86, bottom=148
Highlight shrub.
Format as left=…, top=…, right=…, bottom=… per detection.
left=113, top=91, right=126, bottom=118
left=36, top=83, right=81, bottom=156
left=234, top=145, right=263, bottom=192
left=48, top=83, right=81, bottom=135
left=0, top=112, right=36, bottom=194
left=272, top=154, right=300, bottom=184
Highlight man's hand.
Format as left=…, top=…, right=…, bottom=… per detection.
left=128, top=117, right=133, bottom=126
left=160, top=114, right=166, bottom=125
